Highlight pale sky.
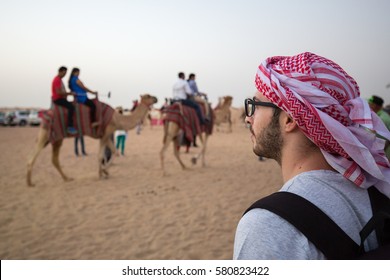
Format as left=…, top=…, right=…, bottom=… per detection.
left=1, top=0, right=390, bottom=109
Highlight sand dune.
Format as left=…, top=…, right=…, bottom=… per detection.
left=0, top=122, right=282, bottom=259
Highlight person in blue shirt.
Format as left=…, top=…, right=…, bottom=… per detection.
left=68, top=68, right=99, bottom=127
left=187, top=73, right=210, bottom=120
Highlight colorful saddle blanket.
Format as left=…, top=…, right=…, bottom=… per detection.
left=40, top=100, right=115, bottom=144
left=163, top=102, right=213, bottom=143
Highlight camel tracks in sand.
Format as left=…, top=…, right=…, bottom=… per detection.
left=135, top=185, right=179, bottom=197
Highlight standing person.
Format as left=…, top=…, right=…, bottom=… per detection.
left=234, top=52, right=390, bottom=259
left=114, top=107, right=127, bottom=156
left=74, top=136, right=87, bottom=156
left=368, top=95, right=390, bottom=159
left=115, top=130, right=127, bottom=155
left=51, top=66, right=77, bottom=134
left=68, top=68, right=99, bottom=127
left=172, top=72, right=206, bottom=125
left=187, top=73, right=210, bottom=120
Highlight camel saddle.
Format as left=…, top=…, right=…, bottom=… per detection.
left=163, top=102, right=213, bottom=143
left=40, top=99, right=115, bottom=144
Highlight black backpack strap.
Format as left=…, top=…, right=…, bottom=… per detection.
left=244, top=192, right=360, bottom=260
left=360, top=187, right=390, bottom=248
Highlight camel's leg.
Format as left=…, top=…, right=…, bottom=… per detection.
left=191, top=132, right=207, bottom=167
left=160, top=122, right=185, bottom=175
left=98, top=137, right=110, bottom=178
left=98, top=139, right=105, bottom=178
left=160, top=137, right=170, bottom=176
left=27, top=128, right=49, bottom=187
left=200, top=134, right=208, bottom=167
left=228, top=112, right=232, bottom=133
left=101, top=136, right=116, bottom=170
left=96, top=122, right=117, bottom=178
left=52, top=140, right=72, bottom=182
left=173, top=136, right=186, bottom=170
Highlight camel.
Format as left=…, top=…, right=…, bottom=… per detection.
left=26, top=94, right=157, bottom=186
left=160, top=103, right=212, bottom=176
left=213, top=95, right=233, bottom=133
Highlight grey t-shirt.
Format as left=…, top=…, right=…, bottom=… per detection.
left=233, top=170, right=378, bottom=259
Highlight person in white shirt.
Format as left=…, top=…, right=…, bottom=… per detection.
left=172, top=72, right=206, bottom=125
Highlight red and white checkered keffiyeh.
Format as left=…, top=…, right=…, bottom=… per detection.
left=255, top=52, right=390, bottom=197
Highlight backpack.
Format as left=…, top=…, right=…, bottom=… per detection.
left=244, top=187, right=390, bottom=259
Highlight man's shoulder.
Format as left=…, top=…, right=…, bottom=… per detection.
left=282, top=170, right=343, bottom=190
left=173, top=79, right=185, bottom=87
left=52, top=75, right=61, bottom=84
left=235, top=205, right=323, bottom=259
left=281, top=170, right=366, bottom=206
left=176, top=79, right=186, bottom=84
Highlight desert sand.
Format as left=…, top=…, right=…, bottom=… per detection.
left=0, top=116, right=282, bottom=260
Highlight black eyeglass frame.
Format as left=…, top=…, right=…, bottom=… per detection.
left=244, top=98, right=279, bottom=117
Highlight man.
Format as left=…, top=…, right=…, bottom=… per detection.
left=187, top=73, right=210, bottom=120
left=172, top=72, right=206, bottom=125
left=368, top=95, right=390, bottom=159
left=52, top=66, right=77, bottom=134
left=234, top=52, right=390, bottom=259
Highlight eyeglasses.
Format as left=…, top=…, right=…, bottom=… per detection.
left=244, top=98, right=278, bottom=117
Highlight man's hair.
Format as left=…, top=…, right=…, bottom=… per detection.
left=178, top=72, right=185, bottom=79
left=58, top=66, right=67, bottom=72
left=369, top=95, right=384, bottom=107
left=189, top=73, right=195, bottom=79
left=272, top=106, right=282, bottom=120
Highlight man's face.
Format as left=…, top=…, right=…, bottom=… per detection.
left=59, top=70, right=67, bottom=78
left=245, top=92, right=283, bottom=163
left=369, top=102, right=380, bottom=113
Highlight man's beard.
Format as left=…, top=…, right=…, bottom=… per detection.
left=252, top=115, right=283, bottom=164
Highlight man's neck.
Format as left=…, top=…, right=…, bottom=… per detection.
left=280, top=139, right=335, bottom=183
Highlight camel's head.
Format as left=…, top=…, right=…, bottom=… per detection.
left=140, top=94, right=158, bottom=107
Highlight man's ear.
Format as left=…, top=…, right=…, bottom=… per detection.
left=281, top=112, right=298, bottom=132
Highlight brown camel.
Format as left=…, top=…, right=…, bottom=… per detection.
left=26, top=94, right=157, bottom=186
left=160, top=103, right=212, bottom=176
left=213, top=95, right=233, bottom=133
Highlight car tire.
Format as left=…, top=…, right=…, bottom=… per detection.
left=19, top=120, right=27, bottom=126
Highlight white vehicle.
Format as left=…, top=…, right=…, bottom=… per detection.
left=28, top=110, right=42, bottom=126
left=4, top=110, right=30, bottom=126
